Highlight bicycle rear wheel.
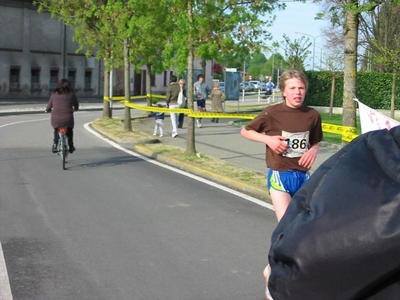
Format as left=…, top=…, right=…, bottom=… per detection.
left=60, top=138, right=67, bottom=170
left=58, top=128, right=68, bottom=170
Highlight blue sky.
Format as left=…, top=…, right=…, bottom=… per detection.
left=264, top=1, right=330, bottom=68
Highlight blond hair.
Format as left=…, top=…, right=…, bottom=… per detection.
left=279, top=69, right=309, bottom=92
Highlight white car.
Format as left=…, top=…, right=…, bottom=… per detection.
left=249, top=81, right=260, bottom=90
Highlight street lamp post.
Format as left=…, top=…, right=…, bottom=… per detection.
left=314, top=45, right=323, bottom=69
left=295, top=32, right=323, bottom=70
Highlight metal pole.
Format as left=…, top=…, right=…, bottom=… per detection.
left=242, top=60, right=245, bottom=102
left=312, top=38, right=316, bottom=70
left=295, top=32, right=323, bottom=70
left=272, top=53, right=274, bottom=82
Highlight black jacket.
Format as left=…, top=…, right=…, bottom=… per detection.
left=268, top=126, right=400, bottom=300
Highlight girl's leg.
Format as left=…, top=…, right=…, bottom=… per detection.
left=53, top=128, right=59, bottom=144
left=67, top=127, right=74, bottom=147
left=153, top=123, right=158, bottom=135
left=269, top=189, right=292, bottom=222
left=160, top=121, right=164, bottom=136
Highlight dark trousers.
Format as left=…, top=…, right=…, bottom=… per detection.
left=178, top=113, right=184, bottom=128
left=53, top=127, right=74, bottom=146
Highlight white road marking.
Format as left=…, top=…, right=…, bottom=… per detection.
left=84, top=122, right=274, bottom=210
left=0, top=242, right=13, bottom=300
left=0, top=118, right=49, bottom=128
left=0, top=117, right=274, bottom=300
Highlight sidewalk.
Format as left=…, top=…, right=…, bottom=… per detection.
left=0, top=98, right=340, bottom=199
left=133, top=114, right=339, bottom=175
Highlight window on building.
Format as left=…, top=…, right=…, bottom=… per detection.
left=9, top=68, right=20, bottom=91
left=163, top=71, right=167, bottom=87
left=50, top=70, right=58, bottom=91
left=169, top=71, right=173, bottom=83
left=84, top=70, right=92, bottom=90
left=31, top=68, right=41, bottom=90
left=142, top=70, right=147, bottom=94
left=150, top=74, right=156, bottom=87
left=68, top=70, right=76, bottom=88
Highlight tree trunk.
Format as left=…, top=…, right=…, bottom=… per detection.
left=186, top=0, right=196, bottom=154
left=123, top=39, right=132, bottom=131
left=201, top=58, right=206, bottom=78
left=329, top=76, right=335, bottom=117
left=103, top=59, right=111, bottom=118
left=391, top=70, right=397, bottom=119
left=146, top=64, right=152, bottom=106
left=342, top=0, right=358, bottom=145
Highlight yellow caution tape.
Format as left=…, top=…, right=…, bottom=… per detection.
left=321, top=123, right=359, bottom=142
left=103, top=95, right=359, bottom=142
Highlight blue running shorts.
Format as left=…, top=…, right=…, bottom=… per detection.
left=267, top=169, right=310, bottom=197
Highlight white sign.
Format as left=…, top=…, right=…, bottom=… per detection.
left=354, top=99, right=400, bottom=134
left=225, top=68, right=237, bottom=72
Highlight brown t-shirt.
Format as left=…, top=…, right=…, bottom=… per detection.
left=245, top=102, right=323, bottom=171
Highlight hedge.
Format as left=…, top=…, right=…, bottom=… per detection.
left=304, top=71, right=400, bottom=110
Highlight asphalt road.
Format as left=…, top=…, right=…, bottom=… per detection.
left=0, top=110, right=277, bottom=300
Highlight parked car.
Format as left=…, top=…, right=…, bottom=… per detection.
left=240, top=82, right=255, bottom=92
left=249, top=80, right=260, bottom=90
left=240, top=82, right=249, bottom=92
left=247, top=82, right=255, bottom=91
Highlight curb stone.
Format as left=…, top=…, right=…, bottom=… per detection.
left=90, top=122, right=272, bottom=203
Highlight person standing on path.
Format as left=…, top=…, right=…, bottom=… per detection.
left=178, top=79, right=187, bottom=128
left=166, top=75, right=180, bottom=138
left=240, top=69, right=323, bottom=300
left=148, top=104, right=165, bottom=137
left=210, top=82, right=225, bottom=123
left=193, top=74, right=210, bottom=128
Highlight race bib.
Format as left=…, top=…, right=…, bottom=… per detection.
left=281, top=130, right=309, bottom=158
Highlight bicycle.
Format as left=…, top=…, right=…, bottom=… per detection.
left=56, top=127, right=69, bottom=170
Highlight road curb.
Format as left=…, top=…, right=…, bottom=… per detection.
left=90, top=122, right=272, bottom=203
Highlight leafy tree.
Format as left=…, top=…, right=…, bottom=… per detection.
left=263, top=43, right=287, bottom=82
left=162, top=0, right=283, bottom=153
left=371, top=39, right=400, bottom=118
left=278, top=34, right=311, bottom=70
left=247, top=52, right=267, bottom=78
left=35, top=0, right=126, bottom=118
left=124, top=0, right=173, bottom=104
left=37, top=0, right=286, bottom=153
left=36, top=0, right=174, bottom=128
left=359, top=1, right=400, bottom=118
left=316, top=0, right=399, bottom=144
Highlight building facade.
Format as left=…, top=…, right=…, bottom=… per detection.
left=0, top=0, right=213, bottom=100
left=0, top=0, right=102, bottom=99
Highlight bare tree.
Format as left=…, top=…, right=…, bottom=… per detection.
left=321, top=45, right=344, bottom=116
left=358, top=0, right=400, bottom=72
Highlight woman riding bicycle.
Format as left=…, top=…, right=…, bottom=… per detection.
left=46, top=79, right=79, bottom=153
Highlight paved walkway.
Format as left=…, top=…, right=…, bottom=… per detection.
left=0, top=97, right=340, bottom=175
